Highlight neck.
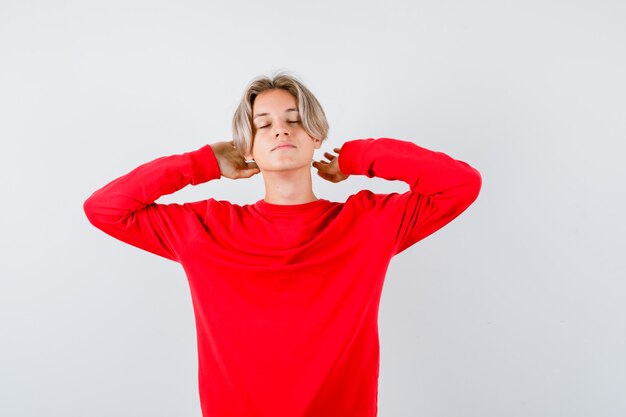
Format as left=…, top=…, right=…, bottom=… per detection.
left=260, top=167, right=318, bottom=205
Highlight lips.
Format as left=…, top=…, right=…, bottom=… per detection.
left=272, top=143, right=296, bottom=151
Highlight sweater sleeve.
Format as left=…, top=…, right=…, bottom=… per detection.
left=338, top=138, right=482, bottom=255
left=83, top=145, right=221, bottom=262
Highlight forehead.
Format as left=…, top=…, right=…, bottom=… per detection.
left=252, top=89, right=297, bottom=117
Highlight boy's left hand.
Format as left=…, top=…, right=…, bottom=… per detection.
left=312, top=147, right=350, bottom=183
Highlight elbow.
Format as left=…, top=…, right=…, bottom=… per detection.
left=83, top=194, right=100, bottom=227
left=451, top=160, right=482, bottom=206
left=467, top=167, right=482, bottom=204
left=453, top=167, right=482, bottom=212
left=83, top=192, right=111, bottom=230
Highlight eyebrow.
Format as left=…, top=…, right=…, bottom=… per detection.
left=253, top=108, right=299, bottom=120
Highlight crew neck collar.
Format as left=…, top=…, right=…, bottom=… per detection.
left=254, top=198, right=331, bottom=215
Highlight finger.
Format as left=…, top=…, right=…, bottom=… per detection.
left=312, top=162, right=325, bottom=173
left=241, top=168, right=260, bottom=178
left=314, top=164, right=330, bottom=175
left=333, top=147, right=341, bottom=153
left=324, top=152, right=337, bottom=160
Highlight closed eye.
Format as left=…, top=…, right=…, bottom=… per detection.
left=258, top=120, right=300, bottom=129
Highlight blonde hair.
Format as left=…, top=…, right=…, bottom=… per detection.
left=232, top=71, right=329, bottom=157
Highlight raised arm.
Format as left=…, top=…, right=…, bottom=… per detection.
left=316, top=137, right=482, bottom=254
left=83, top=141, right=259, bottom=261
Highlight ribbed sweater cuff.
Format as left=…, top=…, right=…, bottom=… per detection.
left=337, top=138, right=374, bottom=177
left=188, top=145, right=221, bottom=185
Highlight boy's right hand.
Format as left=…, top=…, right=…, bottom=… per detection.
left=210, top=141, right=260, bottom=179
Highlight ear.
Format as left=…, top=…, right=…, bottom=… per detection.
left=313, top=138, right=322, bottom=150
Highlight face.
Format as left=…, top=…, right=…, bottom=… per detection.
left=247, top=89, right=321, bottom=172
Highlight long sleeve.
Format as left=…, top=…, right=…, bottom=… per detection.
left=338, top=137, right=482, bottom=255
left=83, top=145, right=221, bottom=261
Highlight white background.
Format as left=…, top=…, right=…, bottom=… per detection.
left=2, top=0, right=625, bottom=416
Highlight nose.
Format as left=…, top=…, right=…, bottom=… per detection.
left=273, top=120, right=290, bottom=138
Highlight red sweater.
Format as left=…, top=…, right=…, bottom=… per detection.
left=84, top=138, right=481, bottom=417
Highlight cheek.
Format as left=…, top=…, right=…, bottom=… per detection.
left=251, top=131, right=262, bottom=147
left=250, top=135, right=267, bottom=158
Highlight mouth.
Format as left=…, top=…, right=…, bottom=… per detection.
left=272, top=143, right=296, bottom=151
